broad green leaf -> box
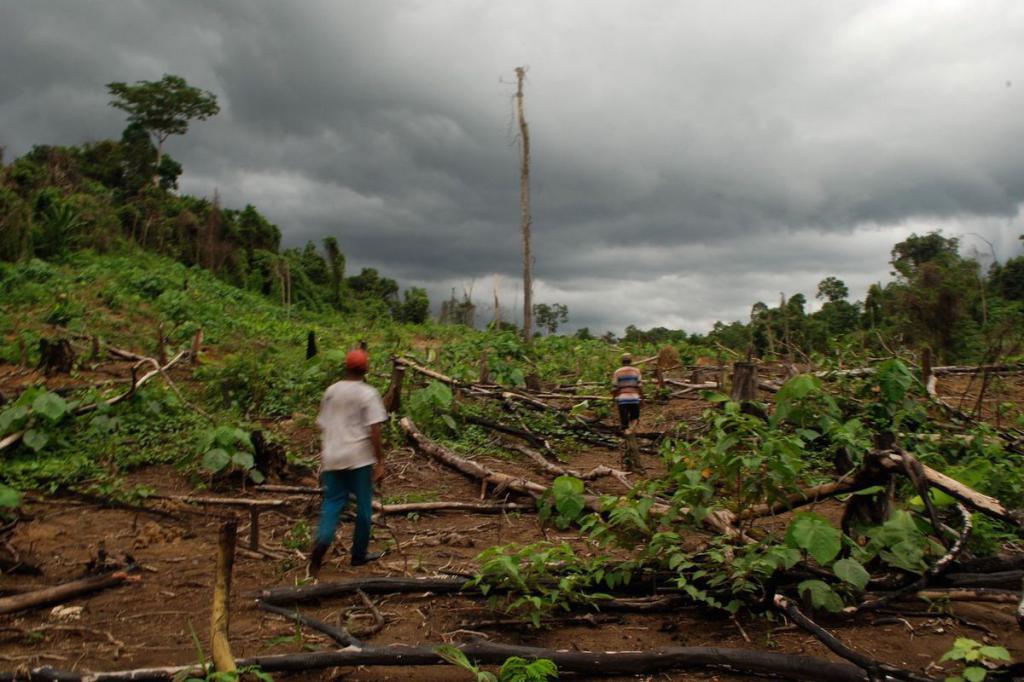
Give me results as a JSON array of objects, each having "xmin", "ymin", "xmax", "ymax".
[
  {"xmin": 23, "ymin": 429, "xmax": 49, "ymax": 452},
  {"xmin": 833, "ymin": 558, "xmax": 870, "ymax": 591},
  {"xmin": 32, "ymin": 392, "xmax": 68, "ymax": 421},
  {"xmin": 786, "ymin": 512, "xmax": 842, "ymax": 565},
  {"xmin": 977, "ymin": 646, "xmax": 1011, "ymax": 662},
  {"xmin": 232, "ymin": 451, "xmax": 255, "ymax": 470},
  {"xmin": 248, "ymin": 469, "xmax": 265, "ymax": 484},
  {"xmin": 441, "ymin": 414, "xmax": 457, "ymax": 432},
  {"xmin": 797, "ymin": 579, "xmax": 844, "ymax": 612},
  {"xmin": 0, "ymin": 483, "xmax": 20, "ymax": 508},
  {"xmin": 963, "ymin": 666, "xmax": 986, "ymax": 682},
  {"xmin": 202, "ymin": 448, "xmax": 231, "ymax": 472}
]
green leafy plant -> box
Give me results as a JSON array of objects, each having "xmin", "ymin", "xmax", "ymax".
[
  {"xmin": 940, "ymin": 637, "xmax": 1011, "ymax": 682},
  {"xmin": 539, "ymin": 475, "xmax": 586, "ymax": 529},
  {"xmin": 0, "ymin": 387, "xmax": 71, "ymax": 453},
  {"xmin": 435, "ymin": 647, "xmax": 558, "ymax": 682},
  {"xmin": 197, "ymin": 425, "xmax": 262, "ymax": 483},
  {"xmin": 468, "ymin": 542, "xmax": 611, "ymax": 627}
]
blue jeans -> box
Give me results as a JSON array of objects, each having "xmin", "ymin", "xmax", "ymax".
[{"xmin": 315, "ymin": 465, "xmax": 374, "ymax": 559}]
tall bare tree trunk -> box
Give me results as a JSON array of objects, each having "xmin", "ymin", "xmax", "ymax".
[
  {"xmin": 515, "ymin": 67, "xmax": 533, "ymax": 344},
  {"xmin": 493, "ymin": 274, "xmax": 501, "ymax": 329}
]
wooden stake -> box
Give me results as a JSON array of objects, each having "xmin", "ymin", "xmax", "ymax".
[{"xmin": 211, "ymin": 519, "xmax": 237, "ymax": 673}]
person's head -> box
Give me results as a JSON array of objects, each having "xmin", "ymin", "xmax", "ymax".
[
  {"xmin": 345, "ymin": 348, "xmax": 369, "ymax": 378},
  {"xmin": 621, "ymin": 353, "xmax": 632, "ymax": 366}
]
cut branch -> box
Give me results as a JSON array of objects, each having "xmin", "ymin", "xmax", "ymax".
[{"xmin": 0, "ymin": 570, "xmax": 135, "ymax": 616}]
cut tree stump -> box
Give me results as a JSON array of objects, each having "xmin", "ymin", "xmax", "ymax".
[{"xmin": 37, "ymin": 338, "xmax": 75, "ymax": 375}]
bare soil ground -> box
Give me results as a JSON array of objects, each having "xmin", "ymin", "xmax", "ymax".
[{"xmin": 2, "ymin": 366, "xmax": 1024, "ymax": 680}]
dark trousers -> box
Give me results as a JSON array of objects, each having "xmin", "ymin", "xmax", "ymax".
[
  {"xmin": 617, "ymin": 402, "xmax": 640, "ymax": 430},
  {"xmin": 314, "ymin": 465, "xmax": 374, "ymax": 559}
]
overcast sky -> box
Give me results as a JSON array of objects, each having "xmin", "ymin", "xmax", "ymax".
[{"xmin": 2, "ymin": 1, "xmax": 1023, "ymax": 334}]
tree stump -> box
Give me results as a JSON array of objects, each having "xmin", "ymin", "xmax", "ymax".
[
  {"xmin": 525, "ymin": 372, "xmax": 542, "ymax": 391},
  {"xmin": 383, "ymin": 359, "xmax": 406, "ymax": 413},
  {"xmin": 251, "ymin": 430, "xmax": 287, "ymax": 481},
  {"xmin": 37, "ymin": 338, "xmax": 75, "ymax": 375},
  {"xmin": 729, "ymin": 362, "xmax": 758, "ymax": 402}
]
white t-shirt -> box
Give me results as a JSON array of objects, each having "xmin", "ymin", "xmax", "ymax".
[{"xmin": 317, "ymin": 380, "xmax": 388, "ymax": 471}]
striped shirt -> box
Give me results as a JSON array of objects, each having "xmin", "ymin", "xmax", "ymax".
[{"xmin": 612, "ymin": 365, "xmax": 642, "ymax": 404}]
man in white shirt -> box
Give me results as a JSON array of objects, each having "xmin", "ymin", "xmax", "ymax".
[{"xmin": 308, "ymin": 348, "xmax": 388, "ymax": 577}]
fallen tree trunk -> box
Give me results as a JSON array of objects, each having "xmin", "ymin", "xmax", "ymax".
[
  {"xmin": 499, "ymin": 440, "xmax": 632, "ymax": 489},
  {"xmin": 399, "ymin": 416, "xmax": 583, "ymax": 505},
  {"xmin": 400, "ymin": 417, "xmax": 740, "ymax": 535},
  {"xmin": 259, "ymin": 575, "xmax": 469, "ymax": 605},
  {"xmin": 874, "ymin": 449, "xmax": 1024, "ymax": 530},
  {"xmin": 774, "ymin": 594, "xmax": 931, "ymax": 682},
  {"xmin": 4, "ymin": 640, "xmax": 868, "ymax": 682},
  {"xmin": 0, "ymin": 570, "xmax": 135, "ymax": 616},
  {"xmin": 253, "ymin": 485, "xmax": 536, "ymax": 515},
  {"xmin": 257, "ymin": 600, "xmax": 360, "ymax": 647}
]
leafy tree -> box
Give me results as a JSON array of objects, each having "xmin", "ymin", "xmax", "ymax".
[
  {"xmin": 106, "ymin": 74, "xmax": 219, "ymax": 176},
  {"xmin": 533, "ymin": 303, "xmax": 569, "ymax": 335},
  {"xmin": 890, "ymin": 231, "xmax": 960, "ymax": 278},
  {"xmin": 816, "ymin": 276, "xmax": 849, "ymax": 303},
  {"xmin": 574, "ymin": 327, "xmax": 593, "ymax": 340},
  {"xmin": 397, "ymin": 287, "xmax": 430, "ymax": 323},
  {"xmin": 887, "ymin": 232, "xmax": 979, "ymax": 361},
  {"xmin": 992, "ymin": 256, "xmax": 1024, "ymax": 301}
]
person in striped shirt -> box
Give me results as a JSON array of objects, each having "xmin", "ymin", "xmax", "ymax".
[{"xmin": 612, "ymin": 354, "xmax": 643, "ymax": 432}]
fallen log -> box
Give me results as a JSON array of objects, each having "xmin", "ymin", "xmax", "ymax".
[
  {"xmin": 400, "ymin": 417, "xmax": 573, "ymax": 504},
  {"xmin": 774, "ymin": 594, "xmax": 931, "ymax": 682},
  {"xmin": 252, "ymin": 485, "xmax": 536, "ymax": 515},
  {"xmin": 0, "ymin": 570, "xmax": 135, "ymax": 616},
  {"xmin": 400, "ymin": 417, "xmax": 740, "ymax": 536},
  {"xmin": 499, "ymin": 440, "xmax": 633, "ymax": 489},
  {"xmin": 155, "ymin": 495, "xmax": 289, "ymax": 509},
  {"xmin": 4, "ymin": 640, "xmax": 868, "ymax": 682},
  {"xmin": 257, "ymin": 600, "xmax": 360, "ymax": 647},
  {"xmin": 874, "ymin": 449, "xmax": 1024, "ymax": 530},
  {"xmin": 259, "ymin": 576, "xmax": 470, "ymax": 605}
]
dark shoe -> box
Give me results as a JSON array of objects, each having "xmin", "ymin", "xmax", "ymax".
[
  {"xmin": 351, "ymin": 551, "xmax": 384, "ymax": 567},
  {"xmin": 307, "ymin": 542, "xmax": 329, "ymax": 579}
]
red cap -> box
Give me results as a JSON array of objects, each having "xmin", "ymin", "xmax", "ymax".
[{"xmin": 346, "ymin": 349, "xmax": 369, "ymax": 371}]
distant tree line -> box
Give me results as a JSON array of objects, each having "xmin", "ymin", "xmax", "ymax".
[
  {"xmin": 613, "ymin": 232, "xmax": 1024, "ymax": 364},
  {"xmin": 0, "ymin": 74, "xmax": 430, "ymax": 323}
]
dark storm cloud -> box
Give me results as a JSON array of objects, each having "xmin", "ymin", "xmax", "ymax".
[{"xmin": 2, "ymin": 1, "xmax": 1023, "ymax": 333}]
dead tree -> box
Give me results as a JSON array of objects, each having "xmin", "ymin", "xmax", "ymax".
[{"xmin": 515, "ymin": 66, "xmax": 533, "ymax": 344}]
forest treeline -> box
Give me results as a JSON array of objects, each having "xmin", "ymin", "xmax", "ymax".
[
  {"xmin": 0, "ymin": 76, "xmax": 429, "ymax": 324},
  {"xmin": 1, "ymin": 76, "xmax": 1023, "ymax": 364}
]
